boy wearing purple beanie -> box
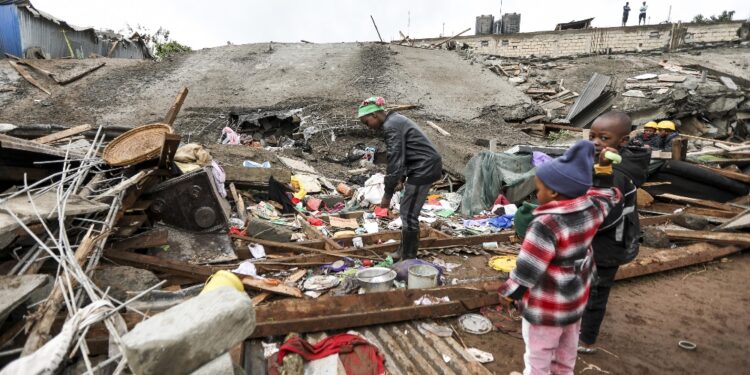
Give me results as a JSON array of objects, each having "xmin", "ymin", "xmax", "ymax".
[{"xmin": 498, "ymin": 140, "xmax": 622, "ymax": 375}]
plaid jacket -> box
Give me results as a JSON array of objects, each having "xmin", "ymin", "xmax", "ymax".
[{"xmin": 499, "ymin": 186, "xmax": 621, "ymax": 326}]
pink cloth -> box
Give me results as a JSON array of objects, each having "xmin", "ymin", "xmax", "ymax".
[{"xmin": 521, "ymin": 318, "xmax": 581, "ymax": 375}]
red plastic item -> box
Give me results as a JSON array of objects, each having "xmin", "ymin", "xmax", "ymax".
[
  {"xmin": 307, "ymin": 217, "xmax": 324, "ymax": 226},
  {"xmin": 228, "ymin": 226, "xmax": 247, "ymax": 236},
  {"xmin": 306, "ymin": 198, "xmax": 323, "ymax": 211},
  {"xmin": 374, "ymin": 207, "xmax": 389, "ymax": 218},
  {"xmin": 362, "ymin": 259, "xmax": 373, "ymax": 267}
]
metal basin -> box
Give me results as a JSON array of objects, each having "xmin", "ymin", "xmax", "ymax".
[{"xmin": 356, "ymin": 267, "xmax": 396, "ymax": 293}]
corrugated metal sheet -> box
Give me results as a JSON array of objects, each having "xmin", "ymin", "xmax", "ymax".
[
  {"xmin": 17, "ymin": 5, "xmax": 99, "ymax": 58},
  {"xmin": 0, "ymin": 4, "xmax": 22, "ymax": 56},
  {"xmin": 355, "ymin": 322, "xmax": 492, "ymax": 375},
  {"xmin": 566, "ymin": 72, "xmax": 611, "ymax": 122}
]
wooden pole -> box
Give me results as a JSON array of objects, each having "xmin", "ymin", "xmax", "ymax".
[
  {"xmin": 435, "ymin": 27, "xmax": 471, "ymax": 47},
  {"xmin": 671, "ymin": 137, "xmax": 687, "ymax": 161},
  {"xmin": 164, "ymin": 87, "xmax": 189, "ymax": 126},
  {"xmin": 370, "ymin": 15, "xmax": 384, "ymax": 43}
]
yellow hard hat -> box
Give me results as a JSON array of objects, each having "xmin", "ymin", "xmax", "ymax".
[
  {"xmin": 657, "ymin": 120, "xmax": 676, "ymax": 131},
  {"xmin": 644, "ymin": 121, "xmax": 658, "ymax": 129}
]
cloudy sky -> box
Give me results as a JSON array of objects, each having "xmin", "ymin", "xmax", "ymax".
[{"xmin": 32, "ymin": 0, "xmax": 750, "ymax": 49}]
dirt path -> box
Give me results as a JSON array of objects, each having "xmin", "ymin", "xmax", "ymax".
[{"xmin": 454, "ymin": 251, "xmax": 750, "ymax": 375}]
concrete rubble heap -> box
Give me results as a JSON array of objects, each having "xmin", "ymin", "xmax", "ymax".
[{"xmin": 0, "ymin": 14, "xmax": 749, "ymax": 375}]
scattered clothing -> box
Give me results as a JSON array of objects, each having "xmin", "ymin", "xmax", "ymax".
[
  {"xmin": 272, "ymin": 333, "xmax": 386, "ymax": 375},
  {"xmin": 531, "ymin": 151, "xmax": 553, "ymax": 167}
]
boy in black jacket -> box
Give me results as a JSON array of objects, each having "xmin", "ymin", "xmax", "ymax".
[{"xmin": 579, "ymin": 112, "xmax": 651, "ymax": 353}]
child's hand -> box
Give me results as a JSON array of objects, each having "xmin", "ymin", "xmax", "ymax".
[{"xmin": 598, "ymin": 147, "xmax": 620, "ymax": 166}]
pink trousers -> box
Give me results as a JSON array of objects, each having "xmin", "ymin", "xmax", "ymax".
[{"xmin": 521, "ymin": 318, "xmax": 581, "ymax": 375}]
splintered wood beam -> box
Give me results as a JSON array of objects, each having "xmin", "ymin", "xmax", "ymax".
[
  {"xmin": 615, "ymin": 243, "xmax": 741, "ymax": 280},
  {"xmin": 8, "ymin": 60, "xmax": 50, "ymax": 94},
  {"xmin": 105, "ymin": 249, "xmax": 220, "ymax": 281},
  {"xmin": 33, "ymin": 124, "xmax": 92, "ymax": 144},
  {"xmin": 663, "ymin": 229, "xmax": 750, "ymax": 246},
  {"xmin": 656, "ymin": 194, "xmax": 744, "ymax": 214},
  {"xmin": 56, "ymin": 62, "xmax": 105, "ymax": 85},
  {"xmin": 250, "ymin": 281, "xmax": 502, "ymax": 338},
  {"xmin": 164, "ymin": 87, "xmax": 189, "ymax": 126},
  {"xmin": 252, "ymin": 269, "xmax": 306, "ymax": 306},
  {"xmin": 109, "ymin": 228, "xmax": 169, "ymax": 251},
  {"xmin": 242, "ymin": 277, "xmax": 303, "ymax": 298}
]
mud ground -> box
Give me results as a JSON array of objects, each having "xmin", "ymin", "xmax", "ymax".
[{"xmin": 442, "ymin": 251, "xmax": 750, "ymax": 375}]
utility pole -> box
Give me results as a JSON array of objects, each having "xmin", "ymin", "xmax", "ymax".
[
  {"xmin": 408, "ymin": 11, "xmax": 411, "ymax": 36},
  {"xmin": 667, "ymin": 5, "xmax": 672, "ymax": 23},
  {"xmin": 442, "ymin": 22, "xmax": 445, "ymax": 37}
]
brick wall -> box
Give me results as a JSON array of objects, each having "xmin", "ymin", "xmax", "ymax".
[{"xmin": 412, "ymin": 21, "xmax": 745, "ymax": 58}]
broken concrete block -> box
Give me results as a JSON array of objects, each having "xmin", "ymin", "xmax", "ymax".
[
  {"xmin": 247, "ymin": 217, "xmax": 293, "ymax": 242},
  {"xmin": 190, "ymin": 353, "xmax": 235, "ymax": 375},
  {"xmin": 93, "ymin": 266, "xmax": 160, "ymax": 301},
  {"xmin": 122, "ymin": 287, "xmax": 255, "ymax": 375},
  {"xmin": 642, "ymin": 227, "xmax": 671, "ymax": 249},
  {"xmin": 672, "ymin": 213, "xmax": 710, "ymax": 231}
]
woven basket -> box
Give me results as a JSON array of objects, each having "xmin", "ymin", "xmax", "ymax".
[{"xmin": 102, "ymin": 123, "xmax": 173, "ymax": 166}]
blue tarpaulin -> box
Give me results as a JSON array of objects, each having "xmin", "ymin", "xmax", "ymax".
[{"xmin": 0, "ymin": 4, "xmax": 22, "ymax": 57}]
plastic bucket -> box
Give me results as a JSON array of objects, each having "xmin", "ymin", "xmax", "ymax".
[
  {"xmin": 408, "ymin": 265, "xmax": 439, "ymax": 289},
  {"xmin": 201, "ymin": 270, "xmax": 244, "ymax": 295}
]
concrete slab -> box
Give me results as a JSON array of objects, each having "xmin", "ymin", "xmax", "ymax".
[
  {"xmin": 0, "ymin": 274, "xmax": 49, "ymax": 324},
  {"xmin": 121, "ymin": 287, "xmax": 255, "ymax": 375}
]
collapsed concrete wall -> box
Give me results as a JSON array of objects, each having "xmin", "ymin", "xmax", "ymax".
[{"xmin": 413, "ymin": 21, "xmax": 747, "ymax": 58}]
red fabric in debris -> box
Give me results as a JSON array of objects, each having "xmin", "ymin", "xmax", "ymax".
[
  {"xmin": 307, "ymin": 217, "xmax": 324, "ymax": 226},
  {"xmin": 494, "ymin": 194, "xmax": 511, "ymax": 205},
  {"xmin": 306, "ymin": 198, "xmax": 323, "ymax": 211},
  {"xmin": 374, "ymin": 207, "xmax": 389, "ymax": 218},
  {"xmin": 274, "ymin": 333, "xmax": 385, "ymax": 375},
  {"xmin": 228, "ymin": 226, "xmax": 246, "ymax": 236}
]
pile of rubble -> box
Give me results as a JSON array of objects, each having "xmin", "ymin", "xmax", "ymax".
[{"xmin": 2, "ymin": 50, "xmax": 750, "ymax": 373}]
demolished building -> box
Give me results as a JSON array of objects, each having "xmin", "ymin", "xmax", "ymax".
[{"xmin": 0, "ymin": 0, "xmax": 151, "ymax": 59}]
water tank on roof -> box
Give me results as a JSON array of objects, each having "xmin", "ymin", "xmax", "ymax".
[
  {"xmin": 501, "ymin": 13, "xmax": 521, "ymax": 34},
  {"xmin": 475, "ymin": 14, "xmax": 494, "ymax": 35}
]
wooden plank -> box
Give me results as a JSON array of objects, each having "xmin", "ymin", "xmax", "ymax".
[
  {"xmin": 0, "ymin": 133, "xmax": 85, "ymax": 159},
  {"xmin": 252, "ymin": 269, "xmax": 306, "ymax": 306},
  {"xmin": 55, "ymin": 62, "xmax": 105, "ymax": 85},
  {"xmin": 425, "ymin": 121, "xmax": 451, "ymax": 136},
  {"xmin": 158, "ymin": 133, "xmax": 181, "ymax": 169},
  {"xmin": 107, "ymin": 40, "xmax": 120, "ymax": 57},
  {"xmin": 615, "ymin": 243, "xmax": 740, "ymax": 280},
  {"xmin": 656, "ymin": 193, "xmax": 744, "ymax": 214},
  {"xmin": 32, "ymin": 124, "xmax": 92, "ymax": 144},
  {"xmin": 713, "ymin": 209, "xmax": 750, "ymax": 232},
  {"xmin": 109, "ymin": 228, "xmax": 169, "ymax": 251},
  {"xmin": 671, "ymin": 138, "xmax": 687, "ymax": 161},
  {"xmin": 223, "ymin": 165, "xmax": 291, "ymax": 185},
  {"xmin": 639, "ymin": 214, "xmax": 676, "ymax": 227},
  {"xmin": 663, "ymin": 229, "xmax": 750, "ymax": 246},
  {"xmin": 164, "ymin": 87, "xmax": 189, "ymax": 126},
  {"xmin": 250, "ymin": 282, "xmax": 502, "ymax": 338},
  {"xmin": 8, "ymin": 60, "xmax": 50, "ymax": 94},
  {"xmin": 643, "ymin": 203, "xmax": 736, "ymax": 219},
  {"xmin": 297, "ymin": 213, "xmax": 344, "ymax": 250},
  {"xmin": 230, "ymin": 234, "xmax": 356, "ymax": 258},
  {"xmin": 105, "ymin": 249, "xmax": 221, "ymax": 281},
  {"xmin": 242, "ymin": 277, "xmax": 302, "ymax": 298},
  {"xmin": 434, "ymin": 27, "xmax": 471, "ymax": 47}
]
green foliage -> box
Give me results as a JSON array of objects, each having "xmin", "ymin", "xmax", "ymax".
[
  {"xmin": 155, "ymin": 41, "xmax": 192, "ymax": 59},
  {"xmin": 123, "ymin": 24, "xmax": 191, "ymax": 60},
  {"xmin": 547, "ymin": 130, "xmax": 575, "ymax": 143},
  {"xmin": 692, "ymin": 10, "xmax": 735, "ymax": 24}
]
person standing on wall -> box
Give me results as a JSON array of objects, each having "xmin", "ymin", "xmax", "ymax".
[
  {"xmin": 639, "ymin": 2, "xmax": 648, "ymax": 25},
  {"xmin": 358, "ymin": 96, "xmax": 443, "ymax": 260},
  {"xmin": 622, "ymin": 2, "xmax": 631, "ymax": 26}
]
